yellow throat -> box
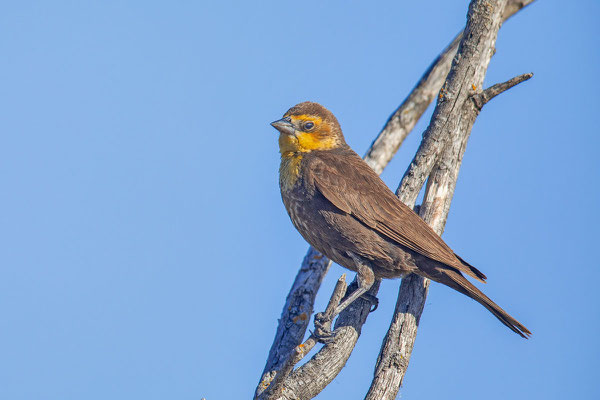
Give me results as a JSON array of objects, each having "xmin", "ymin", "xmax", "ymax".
[
  {"xmin": 277, "ymin": 115, "xmax": 340, "ymax": 191},
  {"xmin": 279, "ymin": 153, "xmax": 303, "ymax": 192}
]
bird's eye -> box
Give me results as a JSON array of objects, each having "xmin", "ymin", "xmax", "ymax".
[{"xmin": 304, "ymin": 122, "xmax": 315, "ymax": 130}]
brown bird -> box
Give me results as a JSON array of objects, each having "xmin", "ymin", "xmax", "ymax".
[{"xmin": 271, "ymin": 101, "xmax": 530, "ymax": 338}]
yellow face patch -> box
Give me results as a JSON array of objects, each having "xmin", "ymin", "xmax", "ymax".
[
  {"xmin": 295, "ymin": 132, "xmax": 337, "ymax": 151},
  {"xmin": 277, "ymin": 114, "xmax": 338, "ymax": 154}
]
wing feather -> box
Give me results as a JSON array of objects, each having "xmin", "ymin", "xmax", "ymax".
[{"xmin": 308, "ymin": 149, "xmax": 487, "ymax": 283}]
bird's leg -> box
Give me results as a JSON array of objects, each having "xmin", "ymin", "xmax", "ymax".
[
  {"xmin": 344, "ymin": 280, "xmax": 379, "ymax": 312},
  {"xmin": 332, "ymin": 253, "xmax": 375, "ymax": 316},
  {"xmin": 313, "ymin": 253, "xmax": 375, "ymax": 343}
]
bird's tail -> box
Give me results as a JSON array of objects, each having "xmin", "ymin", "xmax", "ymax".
[{"xmin": 420, "ymin": 262, "xmax": 531, "ymax": 338}]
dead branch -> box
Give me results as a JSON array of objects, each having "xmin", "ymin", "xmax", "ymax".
[
  {"xmin": 277, "ymin": 282, "xmax": 381, "ymax": 400},
  {"xmin": 363, "ymin": 0, "xmax": 534, "ymax": 174},
  {"xmin": 262, "ymin": 275, "xmax": 348, "ymax": 399},
  {"xmin": 365, "ymin": 2, "xmax": 534, "ymax": 399},
  {"xmin": 473, "ymin": 72, "xmax": 533, "ymax": 110},
  {"xmin": 255, "ymin": 1, "xmax": 534, "ymax": 399}
]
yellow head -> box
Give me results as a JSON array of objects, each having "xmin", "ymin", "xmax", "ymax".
[{"xmin": 271, "ymin": 102, "xmax": 346, "ymax": 156}]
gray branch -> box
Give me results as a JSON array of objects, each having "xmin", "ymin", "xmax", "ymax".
[
  {"xmin": 255, "ymin": 1, "xmax": 534, "ymax": 399},
  {"xmin": 398, "ymin": 0, "xmax": 510, "ymax": 205},
  {"xmin": 278, "ymin": 281, "xmax": 381, "ymax": 400},
  {"xmin": 263, "ymin": 275, "xmax": 349, "ymax": 399},
  {"xmin": 363, "ymin": 0, "xmax": 533, "ymax": 175},
  {"xmin": 365, "ymin": 1, "xmax": 534, "ymax": 399},
  {"xmin": 255, "ymin": 248, "xmax": 332, "ymax": 399},
  {"xmin": 363, "ymin": 33, "xmax": 461, "ymax": 174},
  {"xmin": 473, "ymin": 72, "xmax": 533, "ymax": 110}
]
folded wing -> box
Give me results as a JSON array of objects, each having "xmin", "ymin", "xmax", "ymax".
[{"xmin": 307, "ymin": 150, "xmax": 487, "ymax": 283}]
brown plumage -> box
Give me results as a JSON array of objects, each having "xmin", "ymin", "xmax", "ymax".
[{"xmin": 271, "ymin": 101, "xmax": 530, "ymax": 338}]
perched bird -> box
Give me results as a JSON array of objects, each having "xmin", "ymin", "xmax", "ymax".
[{"xmin": 271, "ymin": 101, "xmax": 530, "ymax": 338}]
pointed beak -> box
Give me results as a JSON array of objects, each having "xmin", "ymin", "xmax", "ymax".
[{"xmin": 270, "ymin": 117, "xmax": 295, "ymax": 135}]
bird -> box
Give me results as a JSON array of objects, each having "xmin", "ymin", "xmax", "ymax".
[{"xmin": 271, "ymin": 101, "xmax": 530, "ymax": 338}]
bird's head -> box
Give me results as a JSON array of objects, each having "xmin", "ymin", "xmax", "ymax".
[{"xmin": 271, "ymin": 102, "xmax": 346, "ymax": 155}]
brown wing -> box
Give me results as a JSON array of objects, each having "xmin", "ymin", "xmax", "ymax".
[{"xmin": 306, "ymin": 148, "xmax": 486, "ymax": 283}]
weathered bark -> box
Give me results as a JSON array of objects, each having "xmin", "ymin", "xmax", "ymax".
[
  {"xmin": 363, "ymin": 33, "xmax": 461, "ymax": 175},
  {"xmin": 264, "ymin": 275, "xmax": 350, "ymax": 399},
  {"xmin": 365, "ymin": 2, "xmax": 533, "ymax": 399},
  {"xmin": 256, "ymin": 248, "xmax": 332, "ymax": 398},
  {"xmin": 398, "ymin": 0, "xmax": 508, "ymax": 204},
  {"xmin": 364, "ymin": 0, "xmax": 533, "ymax": 175},
  {"xmin": 255, "ymin": 1, "xmax": 534, "ymax": 399},
  {"xmin": 277, "ymin": 281, "xmax": 381, "ymax": 400}
]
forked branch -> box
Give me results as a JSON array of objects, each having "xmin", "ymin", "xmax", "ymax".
[
  {"xmin": 366, "ymin": 2, "xmax": 534, "ymax": 399},
  {"xmin": 261, "ymin": 275, "xmax": 348, "ymax": 399},
  {"xmin": 255, "ymin": 1, "xmax": 534, "ymax": 399}
]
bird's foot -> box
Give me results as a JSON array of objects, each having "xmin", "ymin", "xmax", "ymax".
[{"xmin": 312, "ymin": 312, "xmax": 335, "ymax": 344}]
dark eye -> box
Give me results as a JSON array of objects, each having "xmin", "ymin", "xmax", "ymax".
[{"xmin": 304, "ymin": 121, "xmax": 315, "ymax": 130}]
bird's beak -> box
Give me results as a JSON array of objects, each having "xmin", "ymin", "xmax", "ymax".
[{"xmin": 270, "ymin": 117, "xmax": 295, "ymax": 135}]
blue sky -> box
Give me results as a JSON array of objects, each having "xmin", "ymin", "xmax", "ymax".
[{"xmin": 1, "ymin": 1, "xmax": 598, "ymax": 399}]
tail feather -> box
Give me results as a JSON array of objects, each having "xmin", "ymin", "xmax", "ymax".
[{"xmin": 421, "ymin": 262, "xmax": 531, "ymax": 338}]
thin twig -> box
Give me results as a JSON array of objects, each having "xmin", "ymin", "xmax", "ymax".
[{"xmin": 473, "ymin": 72, "xmax": 533, "ymax": 110}]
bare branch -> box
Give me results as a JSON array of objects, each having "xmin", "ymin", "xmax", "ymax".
[
  {"xmin": 364, "ymin": 33, "xmax": 462, "ymax": 174},
  {"xmin": 397, "ymin": 0, "xmax": 509, "ymax": 206},
  {"xmin": 255, "ymin": 248, "xmax": 331, "ymax": 398},
  {"xmin": 363, "ymin": 0, "xmax": 534, "ymax": 175},
  {"xmin": 473, "ymin": 72, "xmax": 533, "ymax": 110},
  {"xmin": 255, "ymin": 1, "xmax": 535, "ymax": 399},
  {"xmin": 366, "ymin": 1, "xmax": 536, "ymax": 398},
  {"xmin": 279, "ymin": 281, "xmax": 381, "ymax": 400},
  {"xmin": 262, "ymin": 275, "xmax": 348, "ymax": 399}
]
